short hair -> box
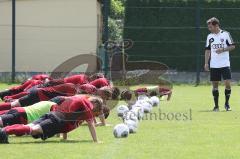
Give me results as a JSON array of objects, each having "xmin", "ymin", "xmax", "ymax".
[
  {"xmin": 102, "ymin": 106, "xmax": 110, "ymax": 119},
  {"xmin": 89, "ymin": 73, "xmax": 104, "ymax": 81},
  {"xmin": 89, "ymin": 97, "xmax": 103, "ymax": 112},
  {"xmin": 99, "ymin": 87, "xmax": 112, "ymax": 99},
  {"xmin": 207, "ymin": 17, "xmax": 220, "ymax": 26},
  {"xmin": 112, "ymin": 87, "xmax": 120, "ymax": 100},
  {"xmin": 120, "ymin": 90, "xmax": 133, "ymax": 101},
  {"xmin": 149, "ymin": 91, "xmax": 157, "ymax": 97}
]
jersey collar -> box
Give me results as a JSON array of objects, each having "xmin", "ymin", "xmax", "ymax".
[{"xmin": 214, "ymin": 29, "xmax": 222, "ymax": 35}]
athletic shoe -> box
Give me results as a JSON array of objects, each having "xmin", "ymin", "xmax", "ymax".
[
  {"xmin": 213, "ymin": 106, "xmax": 219, "ymax": 112},
  {"xmin": 225, "ymin": 104, "xmax": 232, "ymax": 111},
  {"xmin": 0, "ymin": 129, "xmax": 9, "ymax": 144},
  {"xmin": 0, "ymin": 94, "xmax": 3, "ymax": 101}
]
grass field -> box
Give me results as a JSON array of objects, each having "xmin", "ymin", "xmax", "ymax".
[{"xmin": 0, "ymin": 84, "xmax": 240, "ymax": 159}]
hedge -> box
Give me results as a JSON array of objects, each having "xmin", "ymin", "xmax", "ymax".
[{"xmin": 124, "ymin": 0, "xmax": 240, "ymax": 71}]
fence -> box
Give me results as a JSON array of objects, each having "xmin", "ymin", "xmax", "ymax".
[{"xmin": 123, "ymin": 0, "xmax": 240, "ymax": 83}]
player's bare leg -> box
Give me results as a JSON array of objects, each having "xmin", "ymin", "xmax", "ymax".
[
  {"xmin": 224, "ymin": 80, "xmax": 231, "ymax": 111},
  {"xmin": 212, "ymin": 81, "xmax": 219, "ymax": 111}
]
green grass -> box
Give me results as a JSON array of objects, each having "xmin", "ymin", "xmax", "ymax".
[{"xmin": 1, "ymin": 84, "xmax": 240, "ymax": 159}]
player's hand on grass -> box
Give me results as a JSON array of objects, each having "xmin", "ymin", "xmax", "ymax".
[
  {"xmin": 104, "ymin": 123, "xmax": 112, "ymax": 127},
  {"xmin": 95, "ymin": 122, "xmax": 103, "ymax": 127},
  {"xmin": 95, "ymin": 140, "xmax": 103, "ymax": 144},
  {"xmin": 95, "ymin": 122, "xmax": 112, "ymax": 127},
  {"xmin": 204, "ymin": 64, "xmax": 209, "ymax": 71}
]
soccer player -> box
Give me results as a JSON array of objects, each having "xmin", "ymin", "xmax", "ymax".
[
  {"xmin": 120, "ymin": 89, "xmax": 133, "ymax": 101},
  {"xmin": 2, "ymin": 74, "xmax": 107, "ymax": 102},
  {"xmin": 134, "ymin": 86, "xmax": 172, "ymax": 100},
  {"xmin": 41, "ymin": 73, "xmax": 104, "ymax": 88},
  {"xmin": 204, "ymin": 17, "xmax": 235, "ymax": 111},
  {"xmin": 32, "ymin": 74, "xmax": 89, "ymax": 89},
  {"xmin": 0, "ymin": 80, "xmax": 44, "ymax": 100},
  {"xmin": 0, "ymin": 73, "xmax": 106, "ymax": 101},
  {"xmin": 0, "ymin": 97, "xmax": 110, "ymax": 128},
  {"xmin": 87, "ymin": 77, "xmax": 121, "ymax": 100},
  {"xmin": 89, "ymin": 78, "xmax": 110, "ymax": 88},
  {"xmin": 49, "ymin": 95, "xmax": 110, "ymax": 127},
  {"xmin": 0, "ymin": 83, "xmax": 78, "ymax": 111},
  {"xmin": 3, "ymin": 75, "xmax": 88, "ymax": 102},
  {"xmin": 120, "ymin": 86, "xmax": 172, "ymax": 101},
  {"xmin": 0, "ymin": 101, "xmax": 56, "ymax": 127},
  {"xmin": 79, "ymin": 84, "xmax": 120, "ymax": 100},
  {"xmin": 0, "ymin": 74, "xmax": 89, "ymax": 101},
  {"xmin": 30, "ymin": 74, "xmax": 52, "ymax": 81},
  {"xmin": 0, "ymin": 96, "xmax": 104, "ymax": 144}
]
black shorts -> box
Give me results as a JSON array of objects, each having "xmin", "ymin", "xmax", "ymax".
[
  {"xmin": 19, "ymin": 89, "xmax": 40, "ymax": 107},
  {"xmin": 1, "ymin": 107, "xmax": 27, "ymax": 127},
  {"xmin": 31, "ymin": 112, "xmax": 65, "ymax": 140},
  {"xmin": 210, "ymin": 67, "xmax": 232, "ymax": 81}
]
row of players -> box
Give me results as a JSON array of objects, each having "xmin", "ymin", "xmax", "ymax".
[{"xmin": 0, "ymin": 74, "xmax": 172, "ymax": 144}]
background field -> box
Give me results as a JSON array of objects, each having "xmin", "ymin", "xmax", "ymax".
[{"xmin": 0, "ymin": 84, "xmax": 240, "ymax": 159}]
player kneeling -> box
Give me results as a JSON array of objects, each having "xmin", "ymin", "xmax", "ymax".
[{"xmin": 0, "ymin": 96, "xmax": 105, "ymax": 144}]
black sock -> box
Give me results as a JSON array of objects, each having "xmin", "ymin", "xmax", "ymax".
[
  {"xmin": 0, "ymin": 90, "xmax": 12, "ymax": 100},
  {"xmin": 212, "ymin": 89, "xmax": 219, "ymax": 107},
  {"xmin": 225, "ymin": 89, "xmax": 231, "ymax": 106}
]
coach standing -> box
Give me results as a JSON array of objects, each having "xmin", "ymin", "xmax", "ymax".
[{"xmin": 204, "ymin": 17, "xmax": 235, "ymax": 112}]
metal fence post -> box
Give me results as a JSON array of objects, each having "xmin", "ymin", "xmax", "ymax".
[
  {"xmin": 12, "ymin": 0, "xmax": 16, "ymax": 83},
  {"xmin": 103, "ymin": 0, "xmax": 110, "ymax": 76},
  {"xmin": 195, "ymin": 0, "xmax": 201, "ymax": 86}
]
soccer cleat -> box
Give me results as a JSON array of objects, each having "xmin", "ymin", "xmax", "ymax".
[
  {"xmin": 225, "ymin": 104, "xmax": 232, "ymax": 111},
  {"xmin": 0, "ymin": 129, "xmax": 9, "ymax": 144},
  {"xmin": 0, "ymin": 93, "xmax": 3, "ymax": 101},
  {"xmin": 213, "ymin": 106, "xmax": 219, "ymax": 112}
]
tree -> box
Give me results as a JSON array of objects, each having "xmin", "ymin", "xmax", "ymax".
[
  {"xmin": 110, "ymin": 0, "xmax": 125, "ymax": 19},
  {"xmin": 109, "ymin": 0, "xmax": 125, "ymax": 40}
]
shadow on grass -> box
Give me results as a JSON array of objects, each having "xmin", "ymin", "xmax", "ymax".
[
  {"xmin": 198, "ymin": 110, "xmax": 228, "ymax": 113},
  {"xmin": 198, "ymin": 110, "xmax": 213, "ymax": 112},
  {"xmin": 10, "ymin": 139, "xmax": 93, "ymax": 145}
]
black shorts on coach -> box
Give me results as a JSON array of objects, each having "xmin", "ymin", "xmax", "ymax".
[{"xmin": 210, "ymin": 67, "xmax": 232, "ymax": 81}]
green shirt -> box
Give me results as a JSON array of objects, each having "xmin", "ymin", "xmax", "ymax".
[{"xmin": 24, "ymin": 101, "xmax": 56, "ymax": 123}]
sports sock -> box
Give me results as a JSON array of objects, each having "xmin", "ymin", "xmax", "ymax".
[
  {"xmin": 0, "ymin": 90, "xmax": 12, "ymax": 100},
  {"xmin": 225, "ymin": 89, "xmax": 231, "ymax": 106},
  {"xmin": 0, "ymin": 103, "xmax": 11, "ymax": 111},
  {"xmin": 0, "ymin": 110, "xmax": 9, "ymax": 115},
  {"xmin": 4, "ymin": 124, "xmax": 31, "ymax": 136},
  {"xmin": 4, "ymin": 92, "xmax": 29, "ymax": 100},
  {"xmin": 212, "ymin": 89, "xmax": 219, "ymax": 107}
]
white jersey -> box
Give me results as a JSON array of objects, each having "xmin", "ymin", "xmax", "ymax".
[{"xmin": 205, "ymin": 30, "xmax": 234, "ymax": 68}]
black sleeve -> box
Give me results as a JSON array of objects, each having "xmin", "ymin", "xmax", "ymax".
[
  {"xmin": 226, "ymin": 40, "xmax": 236, "ymax": 46},
  {"xmin": 49, "ymin": 96, "xmax": 66, "ymax": 105}
]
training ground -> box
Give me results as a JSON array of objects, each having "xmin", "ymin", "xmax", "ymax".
[{"xmin": 0, "ymin": 83, "xmax": 240, "ymax": 159}]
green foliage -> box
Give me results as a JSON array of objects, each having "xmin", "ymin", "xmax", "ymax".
[
  {"xmin": 109, "ymin": 0, "xmax": 125, "ymax": 40},
  {"xmin": 109, "ymin": 18, "xmax": 123, "ymax": 40},
  {"xmin": 110, "ymin": 0, "xmax": 125, "ymax": 19},
  {"xmin": 124, "ymin": 0, "xmax": 240, "ymax": 71}
]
